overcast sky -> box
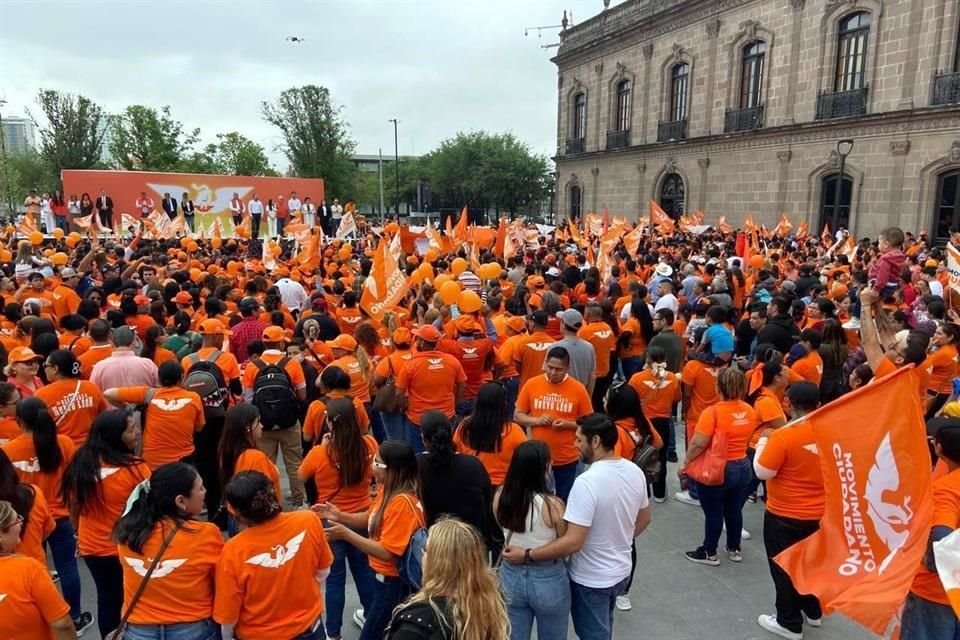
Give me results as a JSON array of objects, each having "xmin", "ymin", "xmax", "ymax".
[{"xmin": 0, "ymin": 0, "xmax": 608, "ymax": 169}]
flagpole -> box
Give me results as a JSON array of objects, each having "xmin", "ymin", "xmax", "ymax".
[{"xmin": 378, "ymin": 148, "xmax": 385, "ymax": 225}]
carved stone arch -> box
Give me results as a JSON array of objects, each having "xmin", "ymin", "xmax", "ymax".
[
  {"xmin": 816, "ymin": 0, "xmax": 884, "ymax": 109},
  {"xmin": 659, "ymin": 45, "xmax": 695, "ymax": 122},
  {"xmin": 564, "ymin": 173, "xmax": 585, "ymax": 222},
  {"xmin": 724, "ymin": 21, "xmax": 776, "ymax": 111},
  {"xmin": 650, "ymin": 159, "xmax": 692, "ymax": 217},
  {"xmin": 917, "ymin": 140, "xmax": 960, "ymax": 238},
  {"xmin": 806, "ymin": 156, "xmax": 865, "ymax": 234},
  {"xmin": 565, "ymin": 78, "xmax": 589, "ymax": 140},
  {"xmin": 607, "ymin": 63, "xmax": 637, "ymax": 132}
]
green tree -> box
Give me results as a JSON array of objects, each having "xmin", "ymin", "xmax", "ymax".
[
  {"xmin": 261, "ymin": 85, "xmax": 356, "ymax": 196},
  {"xmin": 34, "ymin": 89, "xmax": 106, "ymax": 185},
  {"xmin": 110, "ymin": 105, "xmax": 199, "ymax": 171},
  {"xmin": 209, "ymin": 132, "xmax": 276, "ymax": 176},
  {"xmin": 0, "ymin": 149, "xmax": 57, "ymax": 209}
]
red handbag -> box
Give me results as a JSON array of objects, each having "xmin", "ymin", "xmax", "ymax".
[{"xmin": 685, "ymin": 408, "xmax": 728, "ymax": 486}]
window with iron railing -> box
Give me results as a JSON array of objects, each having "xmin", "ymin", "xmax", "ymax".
[
  {"xmin": 740, "ymin": 41, "xmax": 766, "ymax": 109},
  {"xmin": 615, "ymin": 80, "xmax": 631, "ymax": 132},
  {"xmin": 572, "ymin": 93, "xmax": 586, "ymax": 141},
  {"xmin": 670, "ymin": 64, "xmax": 689, "ymax": 123},
  {"xmin": 835, "ymin": 12, "xmax": 870, "ymax": 92}
]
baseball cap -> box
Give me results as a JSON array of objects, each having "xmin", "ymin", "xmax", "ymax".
[
  {"xmin": 261, "ymin": 326, "xmax": 287, "ymax": 342},
  {"xmin": 59, "ymin": 267, "xmax": 78, "ymax": 279},
  {"xmin": 454, "ymin": 315, "xmax": 478, "ymax": 334},
  {"xmin": 546, "ymin": 267, "xmax": 561, "ymax": 277},
  {"xmin": 506, "ymin": 316, "xmax": 527, "ymax": 333},
  {"xmin": 557, "ymin": 308, "xmax": 584, "ymax": 330},
  {"xmin": 529, "ymin": 276, "xmax": 545, "ymax": 288},
  {"xmin": 134, "ymin": 294, "xmax": 151, "ymax": 306},
  {"xmin": 311, "ymin": 298, "xmax": 328, "ymax": 312},
  {"xmin": 326, "ymin": 334, "xmax": 358, "ymax": 351},
  {"xmin": 9, "ymin": 347, "xmax": 42, "ymax": 364},
  {"xmin": 239, "ymin": 297, "xmax": 261, "ymax": 313},
  {"xmin": 199, "ymin": 319, "xmax": 231, "ymax": 336},
  {"xmin": 174, "ymin": 291, "xmax": 193, "ymax": 304},
  {"xmin": 411, "ymin": 325, "xmax": 441, "ymax": 342},
  {"xmin": 529, "ymin": 309, "xmax": 549, "ymax": 326},
  {"xmin": 392, "ymin": 327, "xmax": 413, "ymax": 346}
]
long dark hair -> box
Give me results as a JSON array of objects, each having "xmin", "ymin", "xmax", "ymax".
[
  {"xmin": 629, "ymin": 290, "xmax": 654, "ymax": 342},
  {"xmin": 497, "ymin": 440, "xmax": 551, "ymax": 533},
  {"xmin": 218, "ymin": 404, "xmax": 260, "ymax": 489},
  {"xmin": 458, "ymin": 382, "xmax": 508, "ymax": 453},
  {"xmin": 605, "ymin": 383, "xmax": 653, "ymax": 442},
  {"xmin": 369, "ymin": 441, "xmax": 418, "ymax": 537},
  {"xmin": 0, "ymin": 449, "xmax": 36, "ymax": 531},
  {"xmin": 46, "ymin": 349, "xmax": 81, "ymax": 380},
  {"xmin": 16, "ymin": 397, "xmax": 62, "ymax": 473},
  {"xmin": 747, "ymin": 360, "xmax": 784, "ymax": 405},
  {"xmin": 420, "ymin": 411, "xmax": 454, "ymax": 468},
  {"xmin": 326, "ymin": 398, "xmax": 367, "ymax": 486},
  {"xmin": 141, "ymin": 324, "xmax": 164, "ymax": 362},
  {"xmin": 62, "ymin": 410, "xmax": 140, "ymax": 512},
  {"xmin": 115, "ymin": 463, "xmax": 198, "ymax": 554}
]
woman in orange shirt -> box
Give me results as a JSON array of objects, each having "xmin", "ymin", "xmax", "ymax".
[
  {"xmin": 321, "ymin": 440, "xmax": 424, "ymax": 640},
  {"xmin": 142, "ymin": 324, "xmax": 177, "ymax": 367},
  {"xmin": 34, "ymin": 349, "xmax": 107, "ymax": 448},
  {"xmin": 746, "ymin": 360, "xmax": 789, "ymax": 503},
  {"xmin": 6, "ymin": 345, "xmax": 44, "ymax": 397},
  {"xmin": 0, "ymin": 449, "xmax": 54, "ymax": 566},
  {"xmin": 681, "ymin": 368, "xmax": 757, "ymax": 566},
  {"xmin": 61, "ymin": 409, "xmax": 150, "ymax": 638},
  {"xmin": 0, "ymin": 500, "xmax": 75, "ymax": 640},
  {"xmin": 627, "ymin": 345, "xmax": 680, "ymax": 501},
  {"xmin": 371, "ymin": 327, "xmax": 414, "ymax": 442},
  {"xmin": 217, "ymin": 404, "xmax": 281, "ymax": 536},
  {"xmin": 618, "ymin": 292, "xmax": 654, "ymax": 380},
  {"xmin": 0, "ymin": 381, "xmax": 21, "ymax": 446},
  {"xmin": 454, "ymin": 382, "xmax": 527, "ymax": 486},
  {"xmin": 298, "ymin": 398, "xmax": 377, "ymax": 640},
  {"xmin": 115, "ymin": 462, "xmax": 223, "ymax": 640},
  {"xmin": 926, "ymin": 323, "xmax": 960, "ymax": 418}
]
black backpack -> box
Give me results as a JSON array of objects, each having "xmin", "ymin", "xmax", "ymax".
[
  {"xmin": 184, "ymin": 350, "xmax": 229, "ymax": 418},
  {"xmin": 252, "ymin": 357, "xmax": 299, "ymax": 430}
]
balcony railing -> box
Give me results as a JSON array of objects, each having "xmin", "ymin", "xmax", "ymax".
[
  {"xmin": 932, "ymin": 71, "xmax": 960, "ymax": 106},
  {"xmin": 606, "ymin": 129, "xmax": 630, "ymax": 149},
  {"xmin": 565, "ymin": 137, "xmax": 585, "ymax": 155},
  {"xmin": 724, "ymin": 105, "xmax": 764, "ymax": 133},
  {"xmin": 657, "ymin": 119, "xmax": 687, "ymax": 142},
  {"xmin": 815, "ymin": 86, "xmax": 868, "ymax": 120}
]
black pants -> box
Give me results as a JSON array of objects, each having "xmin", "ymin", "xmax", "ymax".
[
  {"xmin": 650, "ymin": 417, "xmax": 671, "ymax": 500},
  {"xmin": 763, "ymin": 511, "xmax": 822, "ymax": 633},
  {"xmin": 98, "ymin": 210, "xmax": 112, "ymax": 229},
  {"xmin": 194, "ymin": 415, "xmax": 225, "ymax": 522},
  {"xmin": 591, "ymin": 370, "xmax": 614, "ymax": 412},
  {"xmin": 252, "ymin": 214, "xmax": 262, "ymax": 238},
  {"xmin": 927, "ymin": 392, "xmax": 951, "ymax": 420},
  {"xmin": 84, "ymin": 555, "xmax": 123, "ymax": 637}
]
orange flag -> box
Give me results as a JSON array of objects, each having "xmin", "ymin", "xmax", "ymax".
[
  {"xmin": 717, "ymin": 216, "xmax": 733, "ymax": 234},
  {"xmin": 623, "ymin": 226, "xmax": 644, "ymax": 257},
  {"xmin": 821, "ymin": 223, "xmax": 832, "ymax": 246},
  {"xmin": 773, "ymin": 213, "xmax": 793, "ymax": 237},
  {"xmin": 568, "ymin": 219, "xmax": 585, "ymax": 248},
  {"xmin": 360, "ymin": 236, "xmax": 407, "ymax": 321},
  {"xmin": 695, "ymin": 209, "xmax": 705, "ymax": 224},
  {"xmin": 297, "ymin": 229, "xmax": 321, "ymax": 271},
  {"xmin": 649, "ymin": 201, "xmax": 674, "ymax": 233},
  {"xmin": 743, "ymin": 214, "xmax": 757, "ymax": 233},
  {"xmin": 775, "ymin": 366, "xmax": 933, "ymax": 637},
  {"xmin": 16, "ymin": 212, "xmax": 38, "ymax": 236},
  {"xmin": 796, "ymin": 221, "xmax": 809, "ymax": 240},
  {"xmin": 494, "ymin": 217, "xmax": 507, "ymax": 259},
  {"xmin": 452, "ymin": 206, "xmax": 469, "ymax": 244}
]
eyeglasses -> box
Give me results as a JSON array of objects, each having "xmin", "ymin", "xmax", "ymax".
[{"xmin": 1, "ymin": 515, "xmax": 24, "ymax": 532}]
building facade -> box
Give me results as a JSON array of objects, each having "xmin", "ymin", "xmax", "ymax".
[
  {"xmin": 553, "ymin": 0, "xmax": 960, "ymax": 241},
  {"xmin": 1, "ymin": 116, "xmax": 38, "ymax": 155}
]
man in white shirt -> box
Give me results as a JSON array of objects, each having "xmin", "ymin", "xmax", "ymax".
[
  {"xmin": 287, "ymin": 191, "xmax": 302, "ymax": 218},
  {"xmin": 331, "ymin": 198, "xmax": 343, "ymax": 224},
  {"xmin": 248, "ymin": 193, "xmax": 264, "ymax": 238},
  {"xmin": 229, "ymin": 192, "xmax": 245, "ymax": 227},
  {"xmin": 654, "ymin": 279, "xmax": 680, "ymax": 316},
  {"xmin": 275, "ymin": 272, "xmax": 309, "ymax": 312},
  {"xmin": 502, "ymin": 413, "xmax": 651, "ymax": 639}
]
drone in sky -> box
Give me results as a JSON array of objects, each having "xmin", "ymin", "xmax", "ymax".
[{"xmin": 286, "ymin": 36, "xmax": 305, "ymax": 43}]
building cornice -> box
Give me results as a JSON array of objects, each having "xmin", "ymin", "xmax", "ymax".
[{"xmin": 553, "ymin": 106, "xmax": 960, "ymax": 164}]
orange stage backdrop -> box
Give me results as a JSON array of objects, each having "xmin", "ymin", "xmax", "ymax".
[{"xmin": 62, "ymin": 170, "xmax": 324, "ymax": 230}]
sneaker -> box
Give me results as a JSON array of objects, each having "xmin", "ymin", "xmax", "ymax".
[
  {"xmin": 726, "ymin": 547, "xmax": 743, "ymax": 563},
  {"xmin": 352, "ymin": 608, "xmax": 366, "ymax": 629},
  {"xmin": 685, "ymin": 547, "xmax": 720, "ymax": 566},
  {"xmin": 721, "ymin": 524, "xmax": 752, "ymax": 540},
  {"xmin": 802, "ymin": 612, "xmax": 822, "ymax": 628},
  {"xmin": 674, "ymin": 490, "xmax": 699, "ymax": 506},
  {"xmin": 615, "ymin": 595, "xmax": 632, "ymax": 611},
  {"xmin": 842, "ymin": 318, "xmax": 861, "ymax": 330},
  {"xmin": 653, "ymin": 496, "xmax": 666, "ymax": 503},
  {"xmin": 747, "ymin": 492, "xmax": 758, "ymax": 504},
  {"xmin": 757, "ymin": 614, "xmax": 803, "ymax": 640},
  {"xmin": 667, "ymin": 451, "xmax": 679, "ymax": 463},
  {"xmin": 73, "ymin": 612, "xmax": 95, "ymax": 637},
  {"xmin": 50, "ymin": 570, "xmax": 60, "ymax": 584}
]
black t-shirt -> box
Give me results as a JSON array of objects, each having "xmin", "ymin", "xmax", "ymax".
[{"xmin": 416, "ymin": 452, "xmax": 494, "ymax": 546}]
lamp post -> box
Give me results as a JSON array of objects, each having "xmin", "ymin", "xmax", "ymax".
[
  {"xmin": 834, "ymin": 138, "xmax": 854, "ymax": 232},
  {"xmin": 388, "ymin": 119, "xmax": 400, "ymax": 217}
]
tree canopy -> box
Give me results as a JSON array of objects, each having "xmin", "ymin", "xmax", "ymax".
[
  {"xmin": 110, "ymin": 105, "xmax": 200, "ymax": 172},
  {"xmin": 34, "ymin": 89, "xmax": 106, "ymax": 181}
]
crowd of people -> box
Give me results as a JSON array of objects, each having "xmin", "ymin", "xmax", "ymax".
[{"xmin": 0, "ymin": 207, "xmax": 958, "ymax": 640}]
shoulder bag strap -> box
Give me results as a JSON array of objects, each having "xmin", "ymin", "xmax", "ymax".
[
  {"xmin": 398, "ymin": 493, "xmax": 425, "ymax": 527},
  {"xmin": 55, "ymin": 380, "xmax": 83, "ymax": 427},
  {"xmin": 115, "ymin": 521, "xmax": 182, "ymax": 633}
]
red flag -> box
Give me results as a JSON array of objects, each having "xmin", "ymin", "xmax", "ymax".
[{"xmin": 775, "ymin": 367, "xmax": 933, "ymax": 637}]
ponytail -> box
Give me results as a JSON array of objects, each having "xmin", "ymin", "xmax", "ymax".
[
  {"xmin": 354, "ymin": 346, "xmax": 372, "ymax": 379},
  {"xmin": 115, "ymin": 463, "xmax": 198, "ymax": 554},
  {"xmin": 17, "ymin": 397, "xmax": 62, "ymax": 473}
]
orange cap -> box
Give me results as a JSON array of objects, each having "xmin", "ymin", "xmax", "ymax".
[
  {"xmin": 199, "ymin": 319, "xmax": 231, "ymax": 336},
  {"xmin": 454, "ymin": 315, "xmax": 478, "ymax": 334},
  {"xmin": 261, "ymin": 326, "xmax": 287, "ymax": 343},
  {"xmin": 326, "ymin": 334, "xmax": 358, "ymax": 351},
  {"xmin": 8, "ymin": 346, "xmax": 42, "ymax": 364},
  {"xmin": 392, "ymin": 327, "xmax": 413, "ymax": 346},
  {"xmin": 506, "ymin": 316, "xmax": 527, "ymax": 333}
]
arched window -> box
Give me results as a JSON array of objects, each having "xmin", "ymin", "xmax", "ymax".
[
  {"xmin": 572, "ymin": 93, "xmax": 587, "ymax": 140},
  {"xmin": 615, "ymin": 80, "xmax": 631, "ymax": 132},
  {"xmin": 819, "ymin": 174, "xmax": 853, "ymax": 233},
  {"xmin": 740, "ymin": 41, "xmax": 766, "ymax": 108},
  {"xmin": 933, "ymin": 170, "xmax": 960, "ymax": 243},
  {"xmin": 569, "ymin": 185, "xmax": 582, "ymax": 222},
  {"xmin": 670, "ymin": 64, "xmax": 690, "ymax": 122},
  {"xmin": 835, "ymin": 12, "xmax": 871, "ymax": 92},
  {"xmin": 659, "ymin": 173, "xmax": 685, "ymax": 219}
]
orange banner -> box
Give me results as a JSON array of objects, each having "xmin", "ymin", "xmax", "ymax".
[{"xmin": 61, "ymin": 169, "xmax": 324, "ymax": 233}]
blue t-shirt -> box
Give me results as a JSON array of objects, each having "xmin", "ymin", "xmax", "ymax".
[{"xmin": 703, "ymin": 323, "xmax": 734, "ymax": 355}]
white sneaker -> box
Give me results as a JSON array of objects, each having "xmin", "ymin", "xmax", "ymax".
[
  {"xmin": 725, "ymin": 547, "xmax": 743, "ymax": 563},
  {"xmin": 353, "ymin": 608, "xmax": 366, "ymax": 629},
  {"xmin": 615, "ymin": 595, "xmax": 632, "ymax": 611},
  {"xmin": 758, "ymin": 614, "xmax": 802, "ymax": 640},
  {"xmin": 803, "ymin": 612, "xmax": 822, "ymax": 628},
  {"xmin": 653, "ymin": 496, "xmax": 666, "ymax": 503},
  {"xmin": 721, "ymin": 524, "xmax": 752, "ymax": 540},
  {"xmin": 674, "ymin": 490, "xmax": 699, "ymax": 506}
]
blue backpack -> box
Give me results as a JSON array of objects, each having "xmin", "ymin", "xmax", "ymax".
[{"xmin": 396, "ymin": 494, "xmax": 428, "ymax": 589}]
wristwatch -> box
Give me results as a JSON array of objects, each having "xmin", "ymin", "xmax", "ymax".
[{"xmin": 523, "ymin": 548, "xmax": 533, "ymax": 564}]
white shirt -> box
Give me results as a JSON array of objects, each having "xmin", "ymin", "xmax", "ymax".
[
  {"xmin": 929, "ymin": 279, "xmax": 944, "ymax": 297},
  {"xmin": 275, "ymin": 277, "xmax": 309, "ymax": 312},
  {"xmin": 331, "ymin": 204, "xmax": 343, "ymax": 218},
  {"xmin": 248, "ymin": 199, "xmax": 264, "ymax": 215},
  {"xmin": 654, "ymin": 293, "xmax": 679, "ymax": 315},
  {"xmin": 618, "ymin": 301, "xmax": 656, "ymax": 324},
  {"xmin": 287, "ymin": 198, "xmax": 302, "ymax": 214},
  {"xmin": 564, "ymin": 457, "xmax": 648, "ymax": 588}
]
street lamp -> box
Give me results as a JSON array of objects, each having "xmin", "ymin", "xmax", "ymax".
[
  {"xmin": 388, "ymin": 119, "xmax": 400, "ymax": 217},
  {"xmin": 833, "ymin": 138, "xmax": 854, "ymax": 232}
]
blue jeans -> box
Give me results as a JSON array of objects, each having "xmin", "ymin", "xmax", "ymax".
[
  {"xmin": 503, "ymin": 376, "xmax": 519, "ymax": 420},
  {"xmin": 358, "ymin": 575, "xmax": 409, "ymax": 640},
  {"xmin": 552, "ymin": 461, "xmax": 578, "ymax": 502},
  {"xmin": 620, "ymin": 356, "xmax": 644, "ymax": 381},
  {"xmin": 456, "ymin": 399, "xmax": 476, "ymax": 419},
  {"xmin": 47, "ymin": 517, "xmax": 82, "ymax": 618},
  {"xmin": 570, "ymin": 577, "xmax": 629, "ymax": 640},
  {"xmin": 403, "ymin": 417, "xmax": 426, "ymax": 454},
  {"xmin": 901, "ymin": 592, "xmax": 960, "ymax": 640},
  {"xmin": 499, "ymin": 560, "xmax": 570, "ymax": 640},
  {"xmin": 125, "ymin": 619, "xmax": 219, "ymax": 640},
  {"xmin": 379, "ymin": 412, "xmax": 405, "ymax": 441},
  {"xmin": 325, "ymin": 533, "xmax": 375, "ymax": 638},
  {"xmin": 55, "ymin": 216, "xmax": 69, "ymax": 232},
  {"xmin": 696, "ymin": 457, "xmax": 752, "ymax": 555},
  {"xmin": 364, "ymin": 402, "xmax": 384, "ymax": 443}
]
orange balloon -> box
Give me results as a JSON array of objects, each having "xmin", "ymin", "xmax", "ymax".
[
  {"xmin": 0, "ymin": 250, "xmax": 11, "ymax": 262},
  {"xmin": 410, "ymin": 270, "xmax": 424, "ymax": 285},
  {"xmin": 52, "ymin": 228, "xmax": 64, "ymax": 240},
  {"xmin": 43, "ymin": 249, "xmax": 54, "ymax": 257},
  {"xmin": 66, "ymin": 232, "xmax": 80, "ymax": 248},
  {"xmin": 451, "ymin": 257, "xmax": 467, "ymax": 276},
  {"xmin": 187, "ymin": 241, "xmax": 199, "ymax": 253},
  {"xmin": 440, "ymin": 280, "xmax": 461, "ymax": 305},
  {"xmin": 189, "ymin": 268, "xmax": 202, "ymax": 282},
  {"xmin": 434, "ymin": 274, "xmax": 451, "ymax": 289},
  {"xmin": 211, "ymin": 237, "xmax": 222, "ymax": 249},
  {"xmin": 180, "ymin": 237, "xmax": 190, "ymax": 249},
  {"xmin": 29, "ymin": 231, "xmax": 43, "ymax": 246},
  {"xmin": 458, "ymin": 290, "xmax": 482, "ymax": 313},
  {"xmin": 750, "ymin": 255, "xmax": 764, "ymax": 269},
  {"xmin": 4, "ymin": 225, "xmax": 14, "ymax": 235},
  {"xmin": 417, "ymin": 262, "xmax": 433, "ymax": 278},
  {"xmin": 425, "ymin": 249, "xmax": 438, "ymax": 263},
  {"xmin": 338, "ymin": 245, "xmax": 352, "ymax": 261},
  {"xmin": 51, "ymin": 252, "xmax": 68, "ymax": 266}
]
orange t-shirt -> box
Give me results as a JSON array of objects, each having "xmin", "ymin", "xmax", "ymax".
[
  {"xmin": 374, "ymin": 349, "xmax": 414, "ymax": 384},
  {"xmin": 909, "ymin": 466, "xmax": 960, "ymax": 605},
  {"xmin": 790, "ymin": 351, "xmax": 824, "ymax": 386},
  {"xmin": 242, "ymin": 350, "xmax": 306, "ymax": 394},
  {"xmin": 495, "ymin": 333, "xmax": 524, "ymax": 379},
  {"xmin": 681, "ymin": 360, "xmax": 721, "ymax": 425},
  {"xmin": 517, "ymin": 374, "xmax": 593, "ymax": 465},
  {"xmin": 114, "ymin": 386, "xmax": 205, "ymax": 468},
  {"xmin": 628, "ymin": 369, "xmax": 681, "ymax": 419},
  {"xmin": 302, "ymin": 393, "xmax": 370, "ymax": 442},
  {"xmin": 233, "ymin": 448, "xmax": 282, "ymax": 499},
  {"xmin": 118, "ymin": 520, "xmax": 224, "ymax": 624},
  {"xmin": 926, "ymin": 344, "xmax": 958, "ymax": 394},
  {"xmin": 78, "ymin": 344, "xmax": 113, "ymax": 379},
  {"xmin": 152, "ymin": 346, "xmax": 177, "ymax": 367},
  {"xmin": 16, "ymin": 484, "xmax": 55, "ymax": 565},
  {"xmin": 395, "ymin": 351, "xmax": 467, "ymax": 424},
  {"xmin": 438, "ymin": 337, "xmax": 495, "ymax": 400},
  {"xmin": 453, "ymin": 422, "xmax": 527, "ymax": 485},
  {"xmin": 615, "ymin": 417, "xmax": 664, "ymax": 460},
  {"xmin": 183, "ymin": 347, "xmax": 242, "ymax": 383},
  {"xmin": 695, "ymin": 400, "xmax": 758, "ymax": 461},
  {"xmin": 126, "ymin": 314, "xmax": 158, "ymax": 341},
  {"xmin": 78, "ymin": 462, "xmax": 151, "ymax": 556},
  {"xmin": 2, "ymin": 434, "xmax": 75, "ymax": 519},
  {"xmin": 58, "ymin": 332, "xmax": 91, "ymax": 357},
  {"xmin": 0, "ymin": 554, "xmax": 70, "ymax": 640},
  {"xmin": 0, "ymin": 416, "xmax": 21, "ymax": 446},
  {"xmin": 751, "ymin": 388, "xmax": 787, "ymax": 447},
  {"xmin": 756, "ymin": 421, "xmax": 825, "ymax": 521},
  {"xmin": 325, "ymin": 355, "xmax": 371, "ymax": 404},
  {"xmin": 214, "ymin": 511, "xmax": 334, "ymax": 639},
  {"xmin": 336, "ymin": 307, "xmax": 364, "ymax": 336},
  {"xmin": 298, "ymin": 435, "xmax": 377, "ymax": 511},
  {"xmin": 50, "ymin": 284, "xmax": 81, "ymax": 319},
  {"xmin": 619, "ymin": 317, "xmax": 647, "ymax": 358},
  {"xmin": 367, "ymin": 489, "xmax": 425, "ymax": 577},
  {"xmin": 34, "ymin": 379, "xmax": 107, "ymax": 448},
  {"xmin": 513, "ymin": 331, "xmax": 555, "ymax": 388},
  {"xmin": 578, "ymin": 322, "xmax": 617, "ymax": 378}
]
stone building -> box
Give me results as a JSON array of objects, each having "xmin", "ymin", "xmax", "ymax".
[{"xmin": 553, "ymin": 0, "xmax": 960, "ymax": 241}]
